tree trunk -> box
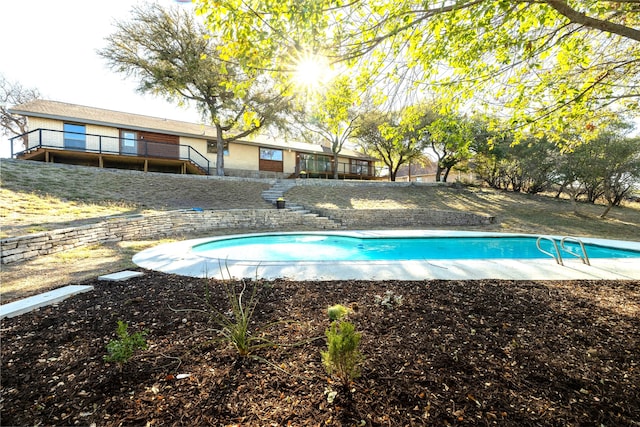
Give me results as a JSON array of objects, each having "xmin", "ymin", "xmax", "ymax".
[
  {"xmin": 215, "ymin": 123, "xmax": 225, "ymax": 177},
  {"xmin": 435, "ymin": 163, "xmax": 443, "ymax": 182},
  {"xmin": 333, "ymin": 151, "xmax": 339, "ymax": 180},
  {"xmin": 600, "ymin": 201, "xmax": 613, "ymax": 219},
  {"xmin": 389, "ymin": 162, "xmax": 399, "ymax": 182},
  {"xmin": 570, "ymin": 193, "xmax": 579, "ymax": 216},
  {"xmin": 442, "ymin": 167, "xmax": 451, "ymax": 183}
]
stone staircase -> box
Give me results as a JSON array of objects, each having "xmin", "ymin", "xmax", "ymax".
[{"xmin": 262, "ymin": 180, "xmax": 343, "ymax": 229}]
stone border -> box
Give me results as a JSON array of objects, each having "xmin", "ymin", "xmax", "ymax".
[{"xmin": 0, "ymin": 209, "xmax": 337, "ymax": 264}]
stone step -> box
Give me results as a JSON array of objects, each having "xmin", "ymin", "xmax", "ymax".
[{"xmin": 0, "ymin": 285, "xmax": 94, "ymax": 319}]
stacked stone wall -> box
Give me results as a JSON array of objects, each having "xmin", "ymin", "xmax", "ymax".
[
  {"xmin": 313, "ymin": 208, "xmax": 495, "ymax": 228},
  {"xmin": 0, "ymin": 209, "xmax": 335, "ymax": 264}
]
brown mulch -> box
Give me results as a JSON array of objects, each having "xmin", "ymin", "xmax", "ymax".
[{"xmin": 1, "ymin": 271, "xmax": 639, "ymax": 426}]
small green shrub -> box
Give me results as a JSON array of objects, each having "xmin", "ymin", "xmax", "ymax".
[
  {"xmin": 327, "ymin": 304, "xmax": 349, "ymax": 321},
  {"xmin": 205, "ymin": 278, "xmax": 273, "ymax": 357},
  {"xmin": 321, "ymin": 320, "xmax": 362, "ymax": 387},
  {"xmin": 104, "ymin": 320, "xmax": 148, "ymax": 366}
]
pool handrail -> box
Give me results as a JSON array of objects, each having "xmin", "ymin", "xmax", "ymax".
[
  {"xmin": 560, "ymin": 236, "xmax": 591, "ymax": 265},
  {"xmin": 536, "ymin": 236, "xmax": 564, "ymax": 265}
]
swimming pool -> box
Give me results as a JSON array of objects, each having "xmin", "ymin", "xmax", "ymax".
[
  {"xmin": 133, "ymin": 230, "xmax": 640, "ymax": 281},
  {"xmin": 191, "ymin": 233, "xmax": 640, "ymax": 262}
]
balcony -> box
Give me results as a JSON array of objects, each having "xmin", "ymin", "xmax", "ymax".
[{"xmin": 10, "ymin": 129, "xmax": 210, "ymax": 175}]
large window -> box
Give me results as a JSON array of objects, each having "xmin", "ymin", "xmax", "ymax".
[
  {"xmin": 351, "ymin": 159, "xmax": 370, "ymax": 175},
  {"xmin": 207, "ymin": 140, "xmax": 229, "ymax": 156},
  {"xmin": 299, "ymin": 153, "xmax": 331, "ymax": 173},
  {"xmin": 259, "ymin": 148, "xmax": 283, "ymax": 161},
  {"xmin": 63, "ymin": 123, "xmax": 86, "ymax": 150}
]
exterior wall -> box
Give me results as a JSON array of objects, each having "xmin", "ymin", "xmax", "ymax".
[
  {"xmin": 180, "ymin": 136, "xmax": 212, "ymax": 166},
  {"xmin": 283, "ymin": 149, "xmax": 297, "ymax": 174},
  {"xmin": 87, "ymin": 124, "xmax": 119, "ymax": 138},
  {"xmin": 28, "ymin": 117, "xmax": 119, "ymax": 138},
  {"xmin": 27, "ymin": 117, "xmax": 62, "ymax": 132},
  {"xmin": 180, "ymin": 136, "xmax": 208, "ymax": 156},
  {"xmin": 227, "ymin": 143, "xmax": 258, "ymax": 170}
]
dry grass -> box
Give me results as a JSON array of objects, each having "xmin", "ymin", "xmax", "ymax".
[
  {"xmin": 0, "ymin": 159, "xmax": 272, "ymax": 238},
  {"xmin": 287, "ymin": 184, "xmax": 640, "ymax": 240}
]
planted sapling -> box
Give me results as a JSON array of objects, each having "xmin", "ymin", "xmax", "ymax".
[
  {"xmin": 321, "ymin": 320, "xmax": 362, "ymax": 388},
  {"xmin": 104, "ymin": 320, "xmax": 148, "ymax": 368}
]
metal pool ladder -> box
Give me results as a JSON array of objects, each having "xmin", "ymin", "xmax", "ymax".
[
  {"xmin": 535, "ymin": 236, "xmax": 591, "ymax": 266},
  {"xmin": 560, "ymin": 236, "xmax": 591, "ymax": 265}
]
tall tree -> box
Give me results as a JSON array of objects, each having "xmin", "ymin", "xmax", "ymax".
[
  {"xmin": 355, "ymin": 105, "xmax": 432, "ymax": 181},
  {"xmin": 1, "ymin": 75, "xmax": 40, "ymax": 151},
  {"xmin": 194, "ymin": 1, "xmax": 640, "ymax": 143},
  {"xmin": 428, "ymin": 113, "xmax": 474, "ymax": 182},
  {"xmin": 99, "ymin": 3, "xmax": 292, "ymax": 176},
  {"xmin": 598, "ymin": 134, "xmax": 640, "ymax": 218},
  {"xmin": 297, "ymin": 75, "xmax": 360, "ymax": 179}
]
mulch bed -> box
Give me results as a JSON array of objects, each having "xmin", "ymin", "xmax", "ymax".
[{"xmin": 1, "ymin": 271, "xmax": 639, "ymax": 426}]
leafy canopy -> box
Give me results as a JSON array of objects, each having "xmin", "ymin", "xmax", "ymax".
[
  {"xmin": 100, "ymin": 3, "xmax": 294, "ymax": 176},
  {"xmin": 194, "ymin": 0, "xmax": 640, "ymax": 142}
]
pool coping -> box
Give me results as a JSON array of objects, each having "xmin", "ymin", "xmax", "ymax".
[{"xmin": 132, "ymin": 230, "xmax": 640, "ymax": 281}]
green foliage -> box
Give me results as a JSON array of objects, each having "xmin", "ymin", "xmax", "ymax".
[
  {"xmin": 327, "ymin": 304, "xmax": 349, "ymax": 321},
  {"xmin": 104, "ymin": 321, "xmax": 148, "ymax": 366},
  {"xmin": 297, "ymin": 75, "xmax": 362, "ymax": 178},
  {"xmin": 427, "ymin": 112, "xmax": 475, "ymax": 182},
  {"xmin": 474, "ymin": 132, "xmax": 558, "ymax": 194},
  {"xmin": 205, "ymin": 278, "xmax": 273, "ymax": 357},
  {"xmin": 99, "ymin": 3, "xmax": 294, "ymax": 176},
  {"xmin": 355, "ymin": 105, "xmax": 433, "ymax": 181},
  {"xmin": 321, "ymin": 320, "xmax": 362, "ymax": 387},
  {"xmin": 195, "ymin": 0, "xmax": 640, "ymax": 144}
]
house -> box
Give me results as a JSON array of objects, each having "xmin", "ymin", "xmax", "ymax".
[
  {"xmin": 394, "ymin": 160, "xmax": 438, "ymax": 182},
  {"xmin": 8, "ymin": 100, "xmax": 378, "ymax": 179}
]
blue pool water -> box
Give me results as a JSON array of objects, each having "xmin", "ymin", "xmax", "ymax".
[{"xmin": 192, "ymin": 234, "xmax": 640, "ymax": 262}]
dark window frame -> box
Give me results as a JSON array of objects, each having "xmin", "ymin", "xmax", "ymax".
[
  {"xmin": 63, "ymin": 123, "xmax": 86, "ymax": 149},
  {"xmin": 207, "ymin": 140, "xmax": 229, "ymax": 156}
]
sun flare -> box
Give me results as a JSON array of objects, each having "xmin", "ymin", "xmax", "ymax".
[{"xmin": 293, "ymin": 53, "xmax": 333, "ymax": 90}]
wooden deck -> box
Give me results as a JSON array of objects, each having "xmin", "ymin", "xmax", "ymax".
[{"xmin": 18, "ymin": 148, "xmax": 208, "ymax": 175}]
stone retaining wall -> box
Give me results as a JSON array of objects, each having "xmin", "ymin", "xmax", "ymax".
[
  {"xmin": 1, "ymin": 206, "xmax": 495, "ymax": 264},
  {"xmin": 314, "ymin": 208, "xmax": 495, "ymax": 228},
  {"xmin": 0, "ymin": 209, "xmax": 334, "ymax": 264}
]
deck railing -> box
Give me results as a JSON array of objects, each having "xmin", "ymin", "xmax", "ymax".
[{"xmin": 10, "ymin": 129, "xmax": 210, "ymax": 174}]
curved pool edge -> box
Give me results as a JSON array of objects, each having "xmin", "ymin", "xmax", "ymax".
[{"xmin": 132, "ymin": 230, "xmax": 640, "ymax": 281}]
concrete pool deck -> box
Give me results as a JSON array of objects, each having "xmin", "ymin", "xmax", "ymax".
[{"xmin": 133, "ymin": 230, "xmax": 640, "ymax": 281}]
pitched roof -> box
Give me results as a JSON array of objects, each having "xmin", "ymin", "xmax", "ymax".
[
  {"xmin": 10, "ymin": 99, "xmax": 218, "ymax": 138},
  {"xmin": 10, "ymin": 99, "xmax": 376, "ymax": 160}
]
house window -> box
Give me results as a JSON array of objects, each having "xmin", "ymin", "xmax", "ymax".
[
  {"xmin": 207, "ymin": 140, "xmax": 229, "ymax": 156},
  {"xmin": 299, "ymin": 153, "xmax": 331, "ymax": 172},
  {"xmin": 351, "ymin": 159, "xmax": 369, "ymax": 175},
  {"xmin": 259, "ymin": 148, "xmax": 283, "ymax": 161},
  {"xmin": 63, "ymin": 123, "xmax": 86, "ymax": 150}
]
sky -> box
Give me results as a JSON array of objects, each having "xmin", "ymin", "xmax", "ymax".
[{"xmin": 1, "ymin": 0, "xmax": 201, "ymax": 158}]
